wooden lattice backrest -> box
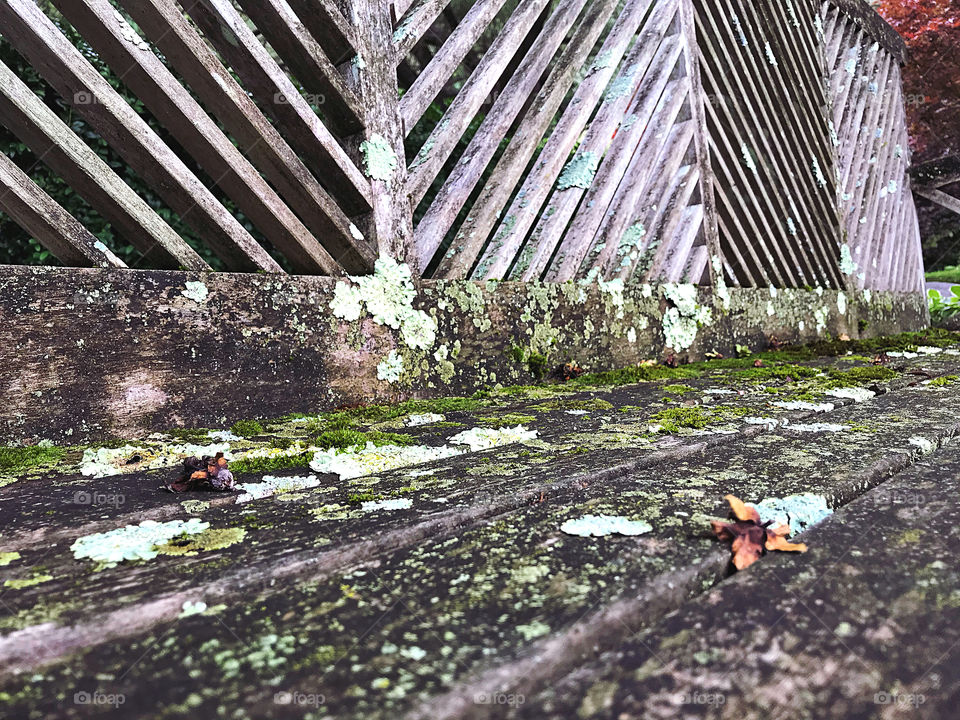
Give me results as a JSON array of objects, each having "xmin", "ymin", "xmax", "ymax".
[{"xmin": 0, "ymin": 0, "xmax": 924, "ymax": 293}]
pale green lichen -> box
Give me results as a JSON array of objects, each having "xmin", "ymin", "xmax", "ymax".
[
  {"xmin": 662, "ymin": 284, "xmax": 712, "ymax": 350},
  {"xmin": 181, "ymin": 281, "xmax": 209, "ymax": 303},
  {"xmin": 560, "ymin": 515, "xmax": 653, "ymax": 537},
  {"xmin": 839, "ymin": 243, "xmax": 859, "ymax": 275},
  {"xmin": 330, "ymin": 255, "xmax": 438, "ymax": 355},
  {"xmin": 754, "ymin": 493, "xmax": 832, "ymax": 534},
  {"xmin": 4, "ymin": 574, "xmax": 53, "ymax": 589},
  {"xmin": 557, "ymin": 152, "xmax": 600, "ymax": 191},
  {"xmin": 359, "ymin": 134, "xmax": 397, "ymax": 181},
  {"xmin": 70, "ymin": 518, "xmax": 209, "ymax": 567},
  {"xmin": 377, "ymin": 350, "xmax": 405, "ymax": 383},
  {"xmin": 0, "ymin": 551, "xmax": 20, "ymax": 566},
  {"xmin": 309, "ymin": 426, "xmax": 538, "ymax": 480}
]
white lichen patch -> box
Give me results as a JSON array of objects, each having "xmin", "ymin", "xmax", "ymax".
[
  {"xmin": 839, "ymin": 243, "xmax": 859, "ymax": 275},
  {"xmin": 448, "ymin": 425, "xmax": 538, "ymax": 451},
  {"xmin": 377, "ymin": 350, "xmax": 405, "ymax": 383},
  {"xmin": 662, "ymin": 284, "xmax": 712, "ymax": 350},
  {"xmin": 310, "ymin": 443, "xmax": 461, "ymax": 481},
  {"xmin": 916, "ymin": 346, "xmax": 944, "ymax": 355},
  {"xmin": 181, "ymin": 281, "xmax": 209, "ymax": 303},
  {"xmin": 330, "ymin": 254, "xmax": 438, "ymax": 371},
  {"xmin": 361, "ymin": 498, "xmax": 412, "ymax": 512},
  {"xmin": 908, "ymin": 436, "xmax": 935, "ymax": 454},
  {"xmin": 560, "ymin": 514, "xmax": 652, "ymax": 537},
  {"xmin": 359, "ymin": 133, "xmax": 398, "ymax": 181},
  {"xmin": 71, "ymin": 518, "xmax": 209, "ymax": 567},
  {"xmin": 837, "ymin": 292, "xmax": 847, "ymax": 314},
  {"xmin": 179, "ymin": 600, "xmax": 208, "ymax": 618},
  {"xmin": 236, "ymin": 474, "xmax": 321, "ymax": 503},
  {"xmin": 786, "ymin": 422, "xmax": 847, "ymax": 433},
  {"xmin": 773, "ymin": 400, "xmax": 835, "ymax": 412},
  {"xmin": 405, "ymin": 413, "xmax": 445, "ymax": 427},
  {"xmin": 825, "ymin": 387, "xmax": 875, "ymax": 402}
]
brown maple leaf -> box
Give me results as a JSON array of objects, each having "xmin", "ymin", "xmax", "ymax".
[{"xmin": 711, "ymin": 494, "xmax": 807, "ymax": 570}]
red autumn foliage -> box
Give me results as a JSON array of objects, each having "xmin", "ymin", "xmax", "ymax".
[{"xmin": 874, "ymin": 0, "xmax": 960, "ymax": 161}]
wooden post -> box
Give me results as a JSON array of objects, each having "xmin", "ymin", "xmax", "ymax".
[{"xmin": 349, "ymin": 0, "xmax": 416, "ymax": 268}]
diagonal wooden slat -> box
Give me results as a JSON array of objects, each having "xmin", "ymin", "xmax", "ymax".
[
  {"xmin": 394, "ymin": 0, "xmax": 454, "ymax": 60},
  {"xmin": 404, "ymin": 0, "xmax": 553, "ymax": 197},
  {"xmin": 528, "ymin": 0, "xmax": 683, "ymax": 282},
  {"xmin": 118, "ymin": 0, "xmax": 375, "ymax": 273},
  {"xmin": 182, "ymin": 0, "xmax": 372, "ymax": 215},
  {"xmin": 0, "ymin": 0, "xmax": 281, "ymax": 273},
  {"xmin": 545, "ymin": 28, "xmax": 687, "ymax": 282},
  {"xmin": 0, "ymin": 151, "xmax": 126, "ymax": 269},
  {"xmin": 233, "ymin": 0, "xmax": 364, "ymax": 137},
  {"xmin": 399, "ymin": 0, "xmax": 511, "ymax": 130},
  {"xmin": 285, "ymin": 0, "xmax": 358, "ymax": 65},
  {"xmin": 462, "ymin": 0, "xmax": 623, "ymax": 280},
  {"xmin": 0, "ymin": 57, "xmax": 208, "ymax": 272},
  {"xmin": 55, "ymin": 0, "xmax": 346, "ymax": 276},
  {"xmin": 465, "ymin": 0, "xmax": 655, "ymax": 282}
]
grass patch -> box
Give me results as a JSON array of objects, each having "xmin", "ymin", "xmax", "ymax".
[{"xmin": 926, "ymin": 266, "xmax": 960, "ymax": 284}]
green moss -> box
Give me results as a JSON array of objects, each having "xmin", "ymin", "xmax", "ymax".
[
  {"xmin": 825, "ymin": 365, "xmax": 898, "ymax": 386},
  {"xmin": 527, "ymin": 352, "xmax": 550, "ymax": 380},
  {"xmin": 929, "ymin": 375, "xmax": 959, "ymax": 387},
  {"xmin": 166, "ymin": 428, "xmax": 212, "ymax": 442},
  {"xmin": 155, "ymin": 527, "xmax": 247, "ymax": 556},
  {"xmin": 0, "ymin": 445, "xmax": 65, "ymax": 472},
  {"xmin": 269, "ymin": 437, "xmax": 295, "ymax": 450},
  {"xmin": 230, "ymin": 452, "xmax": 313, "ymax": 474},
  {"xmin": 230, "ymin": 419, "xmax": 265, "ymax": 437},
  {"xmin": 663, "ymin": 384, "xmax": 695, "ymax": 395},
  {"xmin": 650, "ymin": 406, "xmax": 748, "ymax": 434},
  {"xmin": 575, "ymin": 364, "xmax": 701, "ymax": 387},
  {"xmin": 314, "ymin": 429, "xmax": 368, "ymax": 450},
  {"xmin": 365, "ymin": 431, "xmax": 415, "ymax": 447},
  {"xmin": 347, "ymin": 491, "xmax": 379, "ymax": 504}
]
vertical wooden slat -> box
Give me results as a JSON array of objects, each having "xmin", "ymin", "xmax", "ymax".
[{"xmin": 350, "ymin": 0, "xmax": 416, "ymax": 261}]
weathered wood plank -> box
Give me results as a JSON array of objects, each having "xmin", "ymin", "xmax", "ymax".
[
  {"xmin": 182, "ymin": 0, "xmax": 372, "ymax": 214},
  {"xmin": 118, "ymin": 0, "xmax": 376, "ymax": 273},
  {"xmin": 0, "ymin": 153, "xmax": 126, "ymax": 269},
  {"xmin": 0, "ymin": 57, "xmax": 207, "ymax": 271},
  {"xmin": 233, "ymin": 0, "xmax": 364, "ymax": 136},
  {"xmin": 0, "ymin": 0, "xmax": 281, "ymax": 273},
  {"xmin": 399, "ymin": 0, "xmax": 510, "ymax": 130},
  {"xmin": 55, "ymin": 0, "xmax": 346, "ymax": 276},
  {"xmin": 0, "ymin": 265, "xmax": 926, "ymax": 443}
]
